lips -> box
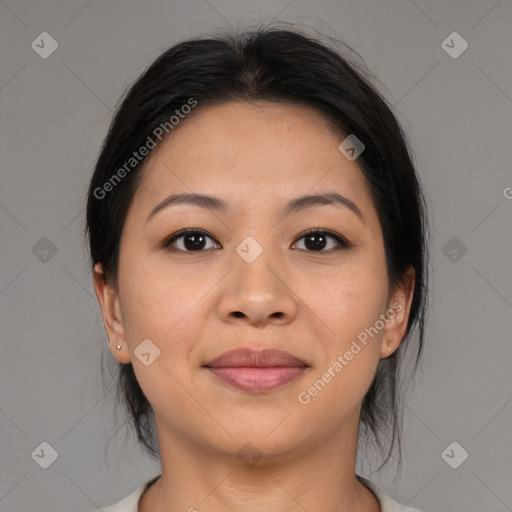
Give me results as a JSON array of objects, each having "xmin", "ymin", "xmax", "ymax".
[
  {"xmin": 203, "ymin": 348, "xmax": 309, "ymax": 392},
  {"xmin": 204, "ymin": 348, "xmax": 308, "ymax": 368}
]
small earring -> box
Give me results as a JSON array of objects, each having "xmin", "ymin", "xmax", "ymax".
[{"xmin": 116, "ymin": 344, "xmax": 122, "ymax": 353}]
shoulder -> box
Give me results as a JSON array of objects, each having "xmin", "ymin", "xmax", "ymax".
[
  {"xmin": 358, "ymin": 476, "xmax": 423, "ymax": 512},
  {"xmin": 100, "ymin": 474, "xmax": 421, "ymax": 512},
  {"xmin": 100, "ymin": 475, "xmax": 160, "ymax": 512}
]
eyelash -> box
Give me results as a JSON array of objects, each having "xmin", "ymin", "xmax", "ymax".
[{"xmin": 161, "ymin": 228, "xmax": 352, "ymax": 253}]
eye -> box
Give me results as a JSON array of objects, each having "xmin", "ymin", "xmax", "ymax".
[
  {"xmin": 162, "ymin": 228, "xmax": 351, "ymax": 253},
  {"xmin": 292, "ymin": 229, "xmax": 351, "ymax": 252},
  {"xmin": 162, "ymin": 229, "xmax": 220, "ymax": 252}
]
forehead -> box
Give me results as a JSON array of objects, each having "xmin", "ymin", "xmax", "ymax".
[{"xmin": 132, "ymin": 101, "xmax": 377, "ymax": 222}]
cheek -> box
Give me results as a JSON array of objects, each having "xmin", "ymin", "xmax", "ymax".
[
  {"xmin": 117, "ymin": 249, "xmax": 226, "ymax": 380},
  {"xmin": 302, "ymin": 250, "xmax": 388, "ymax": 344},
  {"xmin": 295, "ymin": 268, "xmax": 387, "ymax": 417},
  {"xmin": 294, "ymin": 253, "xmax": 388, "ymax": 411},
  {"xmin": 119, "ymin": 229, "xmax": 181, "ymax": 307},
  {"xmin": 120, "ymin": 262, "xmax": 205, "ymax": 340},
  {"xmin": 117, "ymin": 258, "xmax": 209, "ymax": 405}
]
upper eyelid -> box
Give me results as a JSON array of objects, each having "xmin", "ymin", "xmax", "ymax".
[
  {"xmin": 292, "ymin": 230, "xmax": 350, "ymax": 249},
  {"xmin": 164, "ymin": 228, "xmax": 349, "ymax": 249}
]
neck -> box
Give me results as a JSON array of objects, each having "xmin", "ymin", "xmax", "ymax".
[{"xmin": 139, "ymin": 415, "xmax": 380, "ymax": 512}]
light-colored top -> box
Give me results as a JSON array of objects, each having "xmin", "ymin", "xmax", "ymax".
[{"xmin": 100, "ymin": 474, "xmax": 422, "ymax": 512}]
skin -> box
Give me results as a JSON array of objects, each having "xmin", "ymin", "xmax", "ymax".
[{"xmin": 93, "ymin": 101, "xmax": 415, "ymax": 512}]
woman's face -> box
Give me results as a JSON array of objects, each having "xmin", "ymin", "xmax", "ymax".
[{"xmin": 94, "ymin": 101, "xmax": 414, "ymax": 461}]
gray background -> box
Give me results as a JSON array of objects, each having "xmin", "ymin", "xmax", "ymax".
[{"xmin": 1, "ymin": 0, "xmax": 511, "ymax": 511}]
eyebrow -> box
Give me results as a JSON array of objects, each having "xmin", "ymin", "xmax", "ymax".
[{"xmin": 146, "ymin": 192, "xmax": 364, "ymax": 224}]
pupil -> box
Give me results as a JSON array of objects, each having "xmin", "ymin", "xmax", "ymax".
[
  {"xmin": 305, "ymin": 233, "xmax": 326, "ymax": 251},
  {"xmin": 181, "ymin": 232, "xmax": 329, "ymax": 251},
  {"xmin": 184, "ymin": 233, "xmax": 206, "ymax": 251}
]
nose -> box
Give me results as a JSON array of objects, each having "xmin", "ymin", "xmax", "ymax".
[{"xmin": 217, "ymin": 248, "xmax": 298, "ymax": 327}]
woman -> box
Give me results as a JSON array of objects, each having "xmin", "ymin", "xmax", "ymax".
[{"xmin": 87, "ymin": 26, "xmax": 429, "ymax": 512}]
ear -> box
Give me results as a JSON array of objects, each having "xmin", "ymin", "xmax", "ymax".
[
  {"xmin": 380, "ymin": 266, "xmax": 415, "ymax": 358},
  {"xmin": 93, "ymin": 263, "xmax": 130, "ymax": 363}
]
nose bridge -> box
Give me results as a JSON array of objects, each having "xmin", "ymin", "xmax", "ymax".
[
  {"xmin": 218, "ymin": 233, "xmax": 297, "ymax": 325},
  {"xmin": 234, "ymin": 233, "xmax": 283, "ymax": 298}
]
